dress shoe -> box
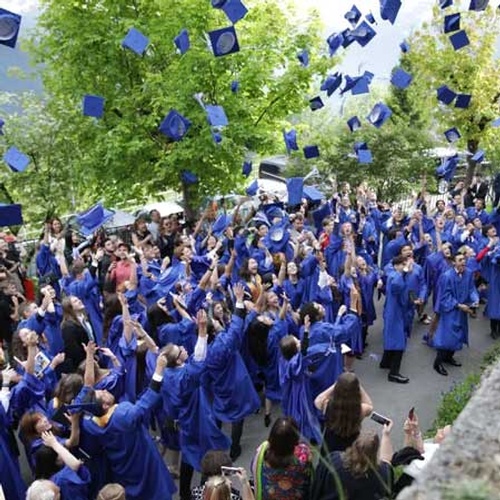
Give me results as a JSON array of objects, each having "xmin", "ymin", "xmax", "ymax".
[
  {"xmin": 264, "ymin": 414, "xmax": 272, "ymax": 428},
  {"xmin": 445, "ymin": 358, "xmax": 462, "ymax": 367},
  {"xmin": 433, "ymin": 363, "xmax": 448, "ymax": 376},
  {"xmin": 388, "ymin": 374, "xmax": 409, "ymax": 384}
]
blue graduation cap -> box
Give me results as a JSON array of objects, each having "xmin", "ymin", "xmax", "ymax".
[
  {"xmin": 455, "ymin": 94, "xmax": 472, "ymax": 109},
  {"xmin": 82, "ymin": 95, "xmax": 105, "ymax": 118},
  {"xmin": 312, "ymin": 202, "xmax": 332, "ymax": 229},
  {"xmin": 444, "ymin": 127, "xmax": 461, "ymax": 143},
  {"xmin": 320, "ymin": 73, "xmax": 342, "ymax": 97},
  {"xmin": 246, "ymin": 179, "xmax": 259, "ymax": 196},
  {"xmin": 0, "ymin": 8, "xmax": 22, "ymax": 49},
  {"xmin": 492, "ymin": 117, "xmax": 500, "ymax": 128},
  {"xmin": 297, "ymin": 49, "xmax": 309, "ymax": 67},
  {"xmin": 340, "ymin": 28, "xmax": 356, "ymax": 48},
  {"xmin": 77, "ymin": 203, "xmax": 114, "ymax": 236},
  {"xmin": 181, "ymin": 171, "xmax": 198, "ymax": 184},
  {"xmin": 436, "ymin": 155, "xmax": 458, "ymax": 181},
  {"xmin": 342, "ymin": 75, "xmax": 370, "ymax": 95},
  {"xmin": 0, "ymin": 203, "xmax": 23, "ymax": 226},
  {"xmin": 303, "ymin": 186, "xmax": 325, "ymax": 204},
  {"xmin": 242, "ymin": 160, "xmax": 252, "ymax": 177},
  {"xmin": 469, "ymin": 0, "xmax": 489, "ymax": 11},
  {"xmin": 444, "ymin": 13, "xmax": 460, "ymax": 33},
  {"xmin": 366, "ymin": 12, "xmax": 376, "ymax": 24},
  {"xmin": 347, "ymin": 116, "xmax": 361, "ymax": 132},
  {"xmin": 174, "ymin": 29, "xmax": 190, "ymax": 55},
  {"xmin": 0, "ymin": 118, "xmax": 4, "ymax": 135},
  {"xmin": 357, "ymin": 149, "xmax": 373, "ymax": 164},
  {"xmin": 472, "ymin": 149, "xmax": 485, "ymax": 163},
  {"xmin": 264, "ymin": 221, "xmax": 290, "ymax": 254},
  {"xmin": 439, "ymin": 0, "xmax": 453, "ymax": 7},
  {"xmin": 449, "ymin": 30, "xmax": 470, "ymax": 50},
  {"xmin": 400, "ymin": 40, "xmax": 410, "ymax": 52},
  {"xmin": 327, "ymin": 32, "xmax": 344, "ymax": 56},
  {"xmin": 380, "ymin": 0, "xmax": 401, "ymax": 25},
  {"xmin": 212, "ymin": 130, "xmax": 223, "ymax": 144},
  {"xmin": 351, "ymin": 21, "xmax": 376, "ymax": 47},
  {"xmin": 391, "ymin": 68, "xmax": 412, "ymax": 89},
  {"xmin": 367, "ymin": 102, "xmax": 392, "ymax": 128},
  {"xmin": 345, "ymin": 5, "xmax": 362, "ymax": 26},
  {"xmin": 309, "ymin": 96, "xmax": 324, "ymax": 111},
  {"xmin": 283, "ymin": 129, "xmax": 299, "ymax": 154},
  {"xmin": 353, "ymin": 141, "xmax": 369, "ymax": 154},
  {"xmin": 437, "ymin": 85, "xmax": 457, "ymax": 105},
  {"xmin": 304, "ymin": 145, "xmax": 320, "ymax": 159},
  {"xmin": 122, "ymin": 27, "xmax": 149, "ymax": 56},
  {"xmin": 211, "ymin": 0, "xmax": 228, "ymax": 7},
  {"xmin": 159, "ymin": 110, "xmax": 191, "ymax": 141},
  {"xmin": 212, "ymin": 214, "xmax": 232, "ymax": 236},
  {"xmin": 206, "ymin": 105, "xmax": 229, "ymax": 127},
  {"xmin": 287, "ymin": 177, "xmax": 304, "ymax": 206},
  {"xmin": 221, "ymin": 0, "xmax": 248, "ymax": 24},
  {"xmin": 208, "ymin": 26, "xmax": 240, "ymax": 57},
  {"xmin": 3, "ymin": 146, "xmax": 30, "ymax": 173},
  {"xmin": 231, "ymin": 80, "xmax": 239, "ymax": 93}
]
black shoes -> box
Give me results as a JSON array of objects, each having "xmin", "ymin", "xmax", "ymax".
[
  {"xmin": 388, "ymin": 374, "xmax": 409, "ymax": 384},
  {"xmin": 491, "ymin": 330, "xmax": 500, "ymax": 340},
  {"xmin": 434, "ymin": 363, "xmax": 448, "ymax": 376},
  {"xmin": 445, "ymin": 358, "xmax": 462, "ymax": 367},
  {"xmin": 264, "ymin": 414, "xmax": 272, "ymax": 428}
]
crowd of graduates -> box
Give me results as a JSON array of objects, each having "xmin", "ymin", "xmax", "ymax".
[{"xmin": 0, "ymin": 174, "xmax": 499, "ymax": 500}]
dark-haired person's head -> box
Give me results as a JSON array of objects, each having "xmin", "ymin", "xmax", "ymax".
[
  {"xmin": 200, "ymin": 450, "xmax": 233, "ymax": 483},
  {"xmin": 299, "ymin": 302, "xmax": 323, "ymax": 324},
  {"xmin": 392, "ymin": 255, "xmax": 406, "ymax": 271},
  {"xmin": 280, "ymin": 335, "xmax": 300, "ymax": 361},
  {"xmin": 266, "ymin": 417, "xmax": 300, "ymax": 468}
]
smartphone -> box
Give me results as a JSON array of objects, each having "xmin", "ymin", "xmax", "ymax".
[
  {"xmin": 370, "ymin": 411, "xmax": 390, "ymax": 426},
  {"xmin": 408, "ymin": 407, "xmax": 415, "ymax": 421},
  {"xmin": 221, "ymin": 466, "xmax": 240, "ymax": 476}
]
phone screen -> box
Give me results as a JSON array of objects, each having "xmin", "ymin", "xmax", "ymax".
[{"xmin": 370, "ymin": 412, "xmax": 390, "ymax": 426}]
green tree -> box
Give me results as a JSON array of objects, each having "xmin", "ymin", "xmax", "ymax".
[
  {"xmin": 1, "ymin": 0, "xmax": 331, "ymax": 222},
  {"xmin": 405, "ymin": 1, "xmax": 500, "ymax": 187}
]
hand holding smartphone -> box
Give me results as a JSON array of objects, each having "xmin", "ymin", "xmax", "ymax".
[
  {"xmin": 370, "ymin": 411, "xmax": 390, "ymax": 426},
  {"xmin": 221, "ymin": 466, "xmax": 240, "ymax": 476}
]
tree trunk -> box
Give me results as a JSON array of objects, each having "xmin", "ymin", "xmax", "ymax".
[{"xmin": 181, "ymin": 182, "xmax": 196, "ymax": 223}]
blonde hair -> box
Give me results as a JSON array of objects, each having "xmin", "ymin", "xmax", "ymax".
[
  {"xmin": 203, "ymin": 475, "xmax": 232, "ymax": 500},
  {"xmin": 97, "ymin": 483, "xmax": 126, "ymax": 500},
  {"xmin": 342, "ymin": 431, "xmax": 380, "ymax": 478}
]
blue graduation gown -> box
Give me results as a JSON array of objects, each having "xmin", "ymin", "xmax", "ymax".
[
  {"xmin": 358, "ymin": 270, "xmax": 378, "ymax": 326},
  {"xmin": 433, "ymin": 268, "xmax": 479, "ymax": 351},
  {"xmin": 203, "ymin": 314, "xmax": 260, "ymax": 422},
  {"xmin": 94, "ymin": 366, "xmax": 126, "ymax": 402},
  {"xmin": 0, "ymin": 404, "xmax": 26, "ymax": 500},
  {"xmin": 51, "ymin": 465, "xmax": 91, "ymax": 500},
  {"xmin": 279, "ymin": 352, "xmax": 322, "ymax": 443},
  {"xmin": 162, "ymin": 359, "xmax": 231, "ymax": 471},
  {"xmin": 382, "ymin": 271, "xmax": 409, "ymax": 350},
  {"xmin": 482, "ymin": 253, "xmax": 500, "ymax": 320},
  {"xmin": 158, "ymin": 317, "xmax": 197, "ymax": 353},
  {"xmin": 81, "ymin": 388, "xmax": 176, "ymax": 500},
  {"xmin": 43, "ymin": 305, "xmax": 64, "ymax": 356}
]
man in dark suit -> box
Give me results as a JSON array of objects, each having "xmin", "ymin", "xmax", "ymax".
[{"xmin": 464, "ymin": 175, "xmax": 488, "ymax": 208}]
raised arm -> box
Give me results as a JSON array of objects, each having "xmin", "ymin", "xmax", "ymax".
[
  {"xmin": 117, "ymin": 292, "xmax": 133, "ymax": 344},
  {"xmin": 82, "ymin": 341, "xmax": 97, "ymax": 387},
  {"xmin": 379, "ymin": 420, "xmax": 394, "ymax": 464},
  {"xmin": 25, "ymin": 331, "xmax": 38, "ymax": 375},
  {"xmin": 42, "ymin": 431, "xmax": 82, "ymax": 471}
]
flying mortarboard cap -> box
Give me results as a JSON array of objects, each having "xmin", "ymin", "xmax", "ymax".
[
  {"xmin": 436, "ymin": 155, "xmax": 458, "ymax": 181},
  {"xmin": 449, "ymin": 30, "xmax": 470, "ymax": 50},
  {"xmin": 174, "ymin": 29, "xmax": 190, "ymax": 55},
  {"xmin": 367, "ymin": 102, "xmax": 392, "ymax": 128},
  {"xmin": 400, "ymin": 40, "xmax": 410, "ymax": 52},
  {"xmin": 76, "ymin": 203, "xmax": 114, "ymax": 236},
  {"xmin": 265, "ymin": 222, "xmax": 290, "ymax": 253},
  {"xmin": 287, "ymin": 177, "xmax": 304, "ymax": 206},
  {"xmin": 121, "ymin": 27, "xmax": 149, "ymax": 56},
  {"xmin": 471, "ymin": 149, "xmax": 485, "ymax": 162},
  {"xmin": 366, "ymin": 12, "xmax": 376, "ymax": 24},
  {"xmin": 492, "ymin": 117, "xmax": 500, "ymax": 127},
  {"xmin": 283, "ymin": 129, "xmax": 299, "ymax": 154},
  {"xmin": 208, "ymin": 26, "xmax": 240, "ymax": 57},
  {"xmin": 340, "ymin": 28, "xmax": 356, "ymax": 48},
  {"xmin": 352, "ymin": 76, "xmax": 370, "ymax": 95},
  {"xmin": 380, "ymin": 0, "xmax": 402, "ymax": 25},
  {"xmin": 455, "ymin": 94, "xmax": 472, "ymax": 108},
  {"xmin": 303, "ymin": 186, "xmax": 325, "ymax": 203},
  {"xmin": 444, "ymin": 13, "xmax": 460, "ymax": 33},
  {"xmin": 212, "ymin": 0, "xmax": 228, "ymax": 7},
  {"xmin": 159, "ymin": 110, "xmax": 191, "ymax": 141},
  {"xmin": 469, "ymin": 0, "xmax": 489, "ymax": 11},
  {"xmin": 0, "ymin": 118, "xmax": 4, "ymax": 135},
  {"xmin": 212, "ymin": 214, "xmax": 232, "ymax": 236},
  {"xmin": 347, "ymin": 116, "xmax": 362, "ymax": 132},
  {"xmin": 439, "ymin": 0, "xmax": 453, "ymax": 7},
  {"xmin": 0, "ymin": 203, "xmax": 23, "ymax": 226},
  {"xmin": 327, "ymin": 32, "xmax": 344, "ymax": 56},
  {"xmin": 309, "ymin": 96, "xmax": 324, "ymax": 111},
  {"xmin": 320, "ymin": 73, "xmax": 342, "ymax": 97},
  {"xmin": 391, "ymin": 68, "xmax": 413, "ymax": 89},
  {"xmin": 353, "ymin": 141, "xmax": 368, "ymax": 153},
  {"xmin": 297, "ymin": 49, "xmax": 309, "ymax": 67},
  {"xmin": 352, "ymin": 21, "xmax": 377, "ymax": 47},
  {"xmin": 357, "ymin": 149, "xmax": 373, "ymax": 164},
  {"xmin": 242, "ymin": 160, "xmax": 252, "ymax": 177},
  {"xmin": 206, "ymin": 105, "xmax": 229, "ymax": 127},
  {"xmin": 363, "ymin": 71, "xmax": 375, "ymax": 83},
  {"xmin": 3, "ymin": 146, "xmax": 30, "ymax": 173},
  {"xmin": 181, "ymin": 171, "xmax": 198, "ymax": 184},
  {"xmin": 82, "ymin": 95, "xmax": 105, "ymax": 118},
  {"xmin": 345, "ymin": 5, "xmax": 362, "ymax": 26},
  {"xmin": 231, "ymin": 80, "xmax": 239, "ymax": 93},
  {"xmin": 312, "ymin": 202, "xmax": 332, "ymax": 228},
  {"xmin": 303, "ymin": 145, "xmax": 320, "ymax": 159},
  {"xmin": 0, "ymin": 8, "xmax": 21, "ymax": 49},
  {"xmin": 246, "ymin": 179, "xmax": 259, "ymax": 196},
  {"xmin": 437, "ymin": 85, "xmax": 457, "ymax": 105},
  {"xmin": 221, "ymin": 0, "xmax": 248, "ymax": 24},
  {"xmin": 444, "ymin": 127, "xmax": 461, "ymax": 143}
]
